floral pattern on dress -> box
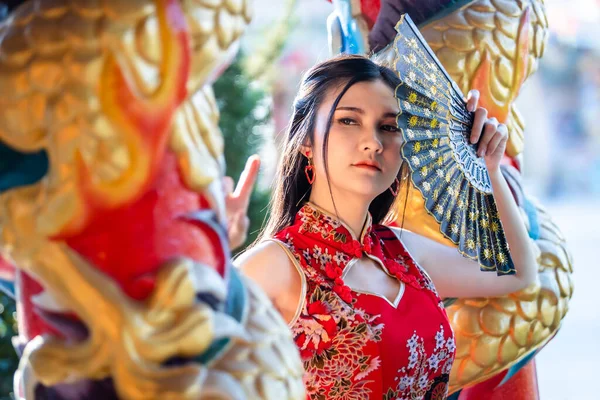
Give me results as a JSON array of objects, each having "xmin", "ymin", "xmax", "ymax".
[
  {"xmin": 292, "ymin": 285, "xmax": 384, "ymax": 400},
  {"xmin": 276, "ymin": 203, "xmax": 456, "ymax": 400},
  {"xmin": 385, "ymin": 325, "xmax": 455, "ymax": 400},
  {"xmin": 298, "ymin": 206, "xmax": 345, "ymax": 243}
]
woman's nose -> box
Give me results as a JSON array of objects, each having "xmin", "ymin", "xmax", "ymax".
[{"xmin": 362, "ymin": 128, "xmax": 383, "ymax": 153}]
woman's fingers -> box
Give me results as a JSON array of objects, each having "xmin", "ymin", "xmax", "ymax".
[
  {"xmin": 228, "ymin": 211, "xmax": 250, "ymax": 250},
  {"xmin": 234, "ymin": 155, "xmax": 261, "ymax": 211},
  {"xmin": 485, "ymin": 123, "xmax": 508, "ymax": 156},
  {"xmin": 466, "ymin": 89, "xmax": 480, "ymax": 112},
  {"xmin": 477, "ymin": 117, "xmax": 498, "ymax": 157},
  {"xmin": 224, "ymin": 155, "xmax": 260, "ymax": 250},
  {"xmin": 470, "ymin": 107, "xmax": 488, "ymax": 145},
  {"xmin": 223, "ymin": 176, "xmax": 234, "ymax": 195}
]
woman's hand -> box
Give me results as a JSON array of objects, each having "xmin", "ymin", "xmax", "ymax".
[
  {"xmin": 224, "ymin": 155, "xmax": 261, "ymax": 250},
  {"xmin": 466, "ymin": 89, "xmax": 509, "ymax": 172}
]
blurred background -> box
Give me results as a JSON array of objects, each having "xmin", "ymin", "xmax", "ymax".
[{"xmin": 0, "ymin": 0, "xmax": 597, "ymax": 398}]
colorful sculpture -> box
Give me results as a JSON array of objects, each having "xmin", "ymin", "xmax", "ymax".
[
  {"xmin": 0, "ymin": 0, "xmax": 304, "ymax": 398},
  {"xmin": 328, "ymin": 0, "xmax": 574, "ymax": 398},
  {"xmin": 0, "ymin": 0, "xmax": 575, "ymax": 397}
]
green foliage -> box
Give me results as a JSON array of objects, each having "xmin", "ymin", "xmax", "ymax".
[
  {"xmin": 0, "ymin": 291, "xmax": 17, "ymax": 399},
  {"xmin": 214, "ymin": 53, "xmax": 273, "ymax": 253}
]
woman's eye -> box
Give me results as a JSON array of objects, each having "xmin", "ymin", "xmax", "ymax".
[
  {"xmin": 381, "ymin": 124, "xmax": 400, "ymax": 133},
  {"xmin": 338, "ymin": 118, "xmax": 357, "ymax": 125}
]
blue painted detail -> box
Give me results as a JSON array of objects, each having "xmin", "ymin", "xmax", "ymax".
[
  {"xmin": 332, "ymin": 0, "xmax": 366, "ymax": 55},
  {"xmin": 327, "ymin": 13, "xmax": 344, "ymax": 54},
  {"xmin": 0, "ymin": 142, "xmax": 48, "ymax": 194},
  {"xmin": 499, "ymin": 350, "xmax": 538, "ymax": 386},
  {"xmin": 524, "ymin": 198, "xmax": 540, "ymax": 240},
  {"xmin": 447, "ymin": 390, "xmax": 462, "ymax": 400},
  {"xmin": 195, "ymin": 266, "xmax": 246, "ymax": 364},
  {"xmin": 0, "ymin": 279, "xmax": 14, "ymax": 298}
]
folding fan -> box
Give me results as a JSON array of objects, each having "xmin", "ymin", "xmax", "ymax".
[{"xmin": 392, "ymin": 14, "xmax": 515, "ymax": 275}]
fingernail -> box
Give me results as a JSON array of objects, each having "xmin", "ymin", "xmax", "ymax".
[{"xmin": 481, "ymin": 150, "xmax": 486, "ymax": 158}]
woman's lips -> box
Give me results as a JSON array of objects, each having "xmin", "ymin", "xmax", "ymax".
[{"xmin": 353, "ymin": 164, "xmax": 381, "ymax": 172}]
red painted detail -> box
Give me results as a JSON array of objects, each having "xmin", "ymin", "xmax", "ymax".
[
  {"xmin": 325, "ymin": 0, "xmax": 382, "ymax": 28},
  {"xmin": 458, "ymin": 360, "xmax": 539, "ymax": 400},
  {"xmin": 64, "ymin": 152, "xmax": 224, "ymax": 301},
  {"xmin": 0, "ymin": 255, "xmax": 15, "ymax": 281}
]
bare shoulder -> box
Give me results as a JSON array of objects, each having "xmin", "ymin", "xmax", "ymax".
[
  {"xmin": 234, "ymin": 241, "xmax": 297, "ymax": 291},
  {"xmin": 234, "ymin": 240, "xmax": 305, "ymax": 324},
  {"xmin": 235, "ymin": 240, "xmax": 292, "ymax": 270}
]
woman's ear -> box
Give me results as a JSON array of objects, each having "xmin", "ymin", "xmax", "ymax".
[{"xmin": 299, "ymin": 144, "xmax": 312, "ymax": 158}]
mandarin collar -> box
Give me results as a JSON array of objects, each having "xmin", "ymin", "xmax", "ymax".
[{"xmin": 295, "ymin": 202, "xmax": 374, "ymax": 258}]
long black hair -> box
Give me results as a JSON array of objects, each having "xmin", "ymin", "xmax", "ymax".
[{"xmin": 256, "ymin": 54, "xmax": 409, "ymax": 242}]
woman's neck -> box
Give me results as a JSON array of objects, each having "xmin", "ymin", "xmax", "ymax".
[{"xmin": 308, "ymin": 189, "xmax": 370, "ymax": 239}]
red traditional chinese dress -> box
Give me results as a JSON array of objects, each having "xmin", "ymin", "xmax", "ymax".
[{"xmin": 269, "ymin": 202, "xmax": 456, "ymax": 400}]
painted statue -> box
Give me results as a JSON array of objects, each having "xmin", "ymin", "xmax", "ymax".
[
  {"xmin": 327, "ymin": 0, "xmax": 574, "ymax": 398},
  {"xmin": 0, "ymin": 0, "xmax": 575, "ymax": 398},
  {"xmin": 0, "ymin": 0, "xmax": 304, "ymax": 398}
]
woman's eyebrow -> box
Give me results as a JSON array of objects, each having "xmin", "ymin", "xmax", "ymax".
[
  {"xmin": 336, "ymin": 106, "xmax": 398, "ymax": 119},
  {"xmin": 336, "ymin": 106, "xmax": 364, "ymax": 113}
]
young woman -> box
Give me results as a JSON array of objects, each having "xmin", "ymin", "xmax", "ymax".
[{"xmin": 230, "ymin": 55, "xmax": 537, "ymax": 399}]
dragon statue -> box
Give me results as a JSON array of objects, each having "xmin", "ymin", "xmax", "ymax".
[
  {"xmin": 0, "ymin": 0, "xmax": 304, "ymax": 399},
  {"xmin": 0, "ymin": 0, "xmax": 575, "ymax": 398},
  {"xmin": 327, "ymin": 0, "xmax": 574, "ymax": 398}
]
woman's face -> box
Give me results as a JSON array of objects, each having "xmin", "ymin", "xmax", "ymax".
[{"xmin": 308, "ymin": 79, "xmax": 403, "ymax": 201}]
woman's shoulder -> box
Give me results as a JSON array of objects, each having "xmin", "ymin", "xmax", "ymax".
[
  {"xmin": 235, "ymin": 239, "xmax": 290, "ymax": 265},
  {"xmin": 234, "ymin": 240, "xmax": 303, "ymax": 293},
  {"xmin": 234, "ymin": 239, "xmax": 306, "ymax": 324}
]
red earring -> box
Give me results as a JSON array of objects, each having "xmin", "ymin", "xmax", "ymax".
[
  {"xmin": 305, "ymin": 157, "xmax": 315, "ymax": 184},
  {"xmin": 389, "ymin": 177, "xmax": 400, "ymax": 196}
]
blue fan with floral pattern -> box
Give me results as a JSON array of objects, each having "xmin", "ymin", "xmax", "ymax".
[{"xmin": 391, "ymin": 14, "xmax": 515, "ymax": 275}]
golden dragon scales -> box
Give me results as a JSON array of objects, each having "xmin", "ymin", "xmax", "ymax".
[{"xmin": 0, "ymin": 0, "xmax": 304, "ymax": 399}]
